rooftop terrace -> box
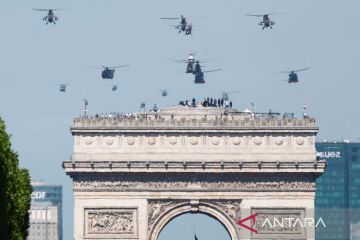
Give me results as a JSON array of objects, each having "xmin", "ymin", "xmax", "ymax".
[{"xmin": 72, "ymin": 105, "xmax": 316, "ymax": 130}]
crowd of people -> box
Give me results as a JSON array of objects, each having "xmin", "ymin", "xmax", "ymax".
[
  {"xmin": 93, "ymin": 112, "xmax": 138, "ymax": 119},
  {"xmin": 179, "ymin": 97, "xmax": 233, "ymax": 109}
]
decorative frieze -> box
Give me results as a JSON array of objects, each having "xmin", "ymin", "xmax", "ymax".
[
  {"xmin": 73, "ymin": 174, "xmax": 316, "ymax": 192},
  {"xmin": 77, "ymin": 134, "xmax": 312, "ymax": 148}
]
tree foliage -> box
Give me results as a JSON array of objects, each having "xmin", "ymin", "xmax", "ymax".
[{"xmin": 0, "ymin": 117, "xmax": 32, "ymax": 240}]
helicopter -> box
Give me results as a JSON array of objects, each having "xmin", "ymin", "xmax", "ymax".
[
  {"xmin": 160, "ymin": 89, "xmax": 168, "ymax": 97},
  {"xmin": 222, "ymin": 91, "xmax": 240, "ymax": 101},
  {"xmin": 172, "ymin": 53, "xmax": 218, "ymax": 74},
  {"xmin": 279, "ymin": 67, "xmax": 311, "ymax": 83},
  {"xmin": 58, "ymin": 83, "xmax": 69, "ymax": 92},
  {"xmin": 246, "ymin": 13, "xmax": 276, "ymax": 30},
  {"xmin": 33, "ymin": 8, "xmax": 62, "ymax": 24},
  {"xmin": 161, "ymin": 15, "xmax": 193, "ymax": 35},
  {"xmin": 172, "ymin": 53, "xmax": 196, "ymax": 73},
  {"xmin": 112, "ymin": 85, "xmax": 118, "ymax": 91},
  {"xmin": 193, "ymin": 61, "xmax": 221, "ymax": 84},
  {"xmin": 101, "ymin": 65, "xmax": 129, "ymax": 79}
]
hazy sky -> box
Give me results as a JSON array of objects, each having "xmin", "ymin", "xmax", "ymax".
[{"xmin": 1, "ymin": 0, "xmax": 360, "ymax": 239}]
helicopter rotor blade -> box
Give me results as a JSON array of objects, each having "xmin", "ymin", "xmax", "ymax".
[
  {"xmin": 33, "ymin": 8, "xmax": 50, "ymax": 11},
  {"xmin": 203, "ymin": 68, "xmax": 222, "ymax": 73},
  {"xmin": 170, "ymin": 59, "xmax": 189, "ymax": 63},
  {"xmin": 33, "ymin": 8, "xmax": 67, "ymax": 11},
  {"xmin": 198, "ymin": 58, "xmax": 219, "ymax": 63},
  {"xmin": 111, "ymin": 65, "xmax": 130, "ymax": 69},
  {"xmin": 161, "ymin": 17, "xmax": 180, "ymax": 20},
  {"xmin": 269, "ymin": 11, "xmax": 287, "ymax": 16},
  {"xmin": 245, "ymin": 14, "xmax": 263, "ymax": 17},
  {"xmin": 294, "ymin": 67, "xmax": 311, "ymax": 72}
]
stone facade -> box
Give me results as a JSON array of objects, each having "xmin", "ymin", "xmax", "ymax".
[{"xmin": 63, "ymin": 105, "xmax": 326, "ymax": 240}]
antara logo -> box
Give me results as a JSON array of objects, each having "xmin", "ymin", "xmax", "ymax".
[{"xmin": 237, "ymin": 213, "xmax": 326, "ymax": 234}]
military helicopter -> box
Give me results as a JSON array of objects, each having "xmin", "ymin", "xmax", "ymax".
[
  {"xmin": 246, "ymin": 13, "xmax": 276, "ymax": 30},
  {"xmin": 193, "ymin": 61, "xmax": 221, "ymax": 84},
  {"xmin": 33, "ymin": 8, "xmax": 62, "ymax": 24},
  {"xmin": 222, "ymin": 91, "xmax": 240, "ymax": 101},
  {"xmin": 161, "ymin": 15, "xmax": 193, "ymax": 35},
  {"xmin": 160, "ymin": 89, "xmax": 168, "ymax": 97},
  {"xmin": 101, "ymin": 65, "xmax": 129, "ymax": 79},
  {"xmin": 172, "ymin": 53, "xmax": 196, "ymax": 73},
  {"xmin": 58, "ymin": 83, "xmax": 69, "ymax": 92},
  {"xmin": 112, "ymin": 85, "xmax": 118, "ymax": 91},
  {"xmin": 172, "ymin": 53, "xmax": 218, "ymax": 74},
  {"xmin": 279, "ymin": 67, "xmax": 311, "ymax": 83}
]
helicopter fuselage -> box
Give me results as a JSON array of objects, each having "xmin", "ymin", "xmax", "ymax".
[
  {"xmin": 259, "ymin": 15, "xmax": 275, "ymax": 29},
  {"xmin": 102, "ymin": 68, "xmax": 115, "ymax": 79},
  {"xmin": 193, "ymin": 62, "xmax": 205, "ymax": 83},
  {"xmin": 288, "ymin": 72, "xmax": 299, "ymax": 83},
  {"xmin": 186, "ymin": 60, "xmax": 195, "ymax": 73},
  {"xmin": 59, "ymin": 84, "xmax": 66, "ymax": 92},
  {"xmin": 43, "ymin": 10, "xmax": 59, "ymax": 24},
  {"xmin": 194, "ymin": 72, "xmax": 205, "ymax": 84}
]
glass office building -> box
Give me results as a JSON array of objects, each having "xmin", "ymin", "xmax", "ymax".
[
  {"xmin": 316, "ymin": 142, "xmax": 360, "ymax": 240},
  {"xmin": 28, "ymin": 181, "xmax": 63, "ymax": 240}
]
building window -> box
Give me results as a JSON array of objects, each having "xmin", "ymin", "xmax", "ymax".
[
  {"xmin": 352, "ymin": 147, "xmax": 358, "ymax": 153},
  {"xmin": 352, "ymin": 155, "xmax": 358, "ymax": 161}
]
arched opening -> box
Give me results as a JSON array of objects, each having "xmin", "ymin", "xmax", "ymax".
[{"xmin": 158, "ymin": 213, "xmax": 232, "ymax": 240}]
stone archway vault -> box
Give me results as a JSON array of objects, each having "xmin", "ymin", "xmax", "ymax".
[{"xmin": 148, "ymin": 200, "xmax": 240, "ymax": 240}]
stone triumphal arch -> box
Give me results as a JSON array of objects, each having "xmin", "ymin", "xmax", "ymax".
[{"xmin": 63, "ymin": 105, "xmax": 326, "ymax": 240}]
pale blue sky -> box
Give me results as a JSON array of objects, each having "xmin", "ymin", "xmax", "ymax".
[{"xmin": 0, "ymin": 0, "xmax": 359, "ymax": 239}]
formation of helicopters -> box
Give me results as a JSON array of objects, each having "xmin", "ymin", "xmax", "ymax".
[{"xmin": 31, "ymin": 9, "xmax": 312, "ymax": 94}]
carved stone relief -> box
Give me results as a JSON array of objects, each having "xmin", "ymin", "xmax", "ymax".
[
  {"xmin": 105, "ymin": 137, "xmax": 115, "ymax": 146},
  {"xmin": 148, "ymin": 200, "xmax": 185, "ymax": 230},
  {"xmin": 211, "ymin": 137, "xmax": 220, "ymax": 145},
  {"xmin": 85, "ymin": 208, "xmax": 137, "ymax": 237},
  {"xmin": 126, "ymin": 136, "xmax": 135, "ymax": 145},
  {"xmin": 296, "ymin": 137, "xmax": 305, "ymax": 146},
  {"xmin": 232, "ymin": 137, "xmax": 241, "ymax": 145},
  {"xmin": 275, "ymin": 137, "xmax": 284, "ymax": 146},
  {"xmin": 147, "ymin": 200, "xmax": 241, "ymax": 231},
  {"xmin": 253, "ymin": 137, "xmax": 262, "ymax": 145},
  {"xmin": 168, "ymin": 136, "xmax": 177, "ymax": 145},
  {"xmin": 210, "ymin": 200, "xmax": 241, "ymax": 222},
  {"xmin": 148, "ymin": 137, "xmax": 156, "ymax": 145},
  {"xmin": 190, "ymin": 137, "xmax": 199, "ymax": 145},
  {"xmin": 84, "ymin": 137, "xmax": 93, "ymax": 145}
]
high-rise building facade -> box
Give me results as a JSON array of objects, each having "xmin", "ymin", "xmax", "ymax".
[
  {"xmin": 316, "ymin": 142, "xmax": 360, "ymax": 240},
  {"xmin": 28, "ymin": 181, "xmax": 62, "ymax": 240}
]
